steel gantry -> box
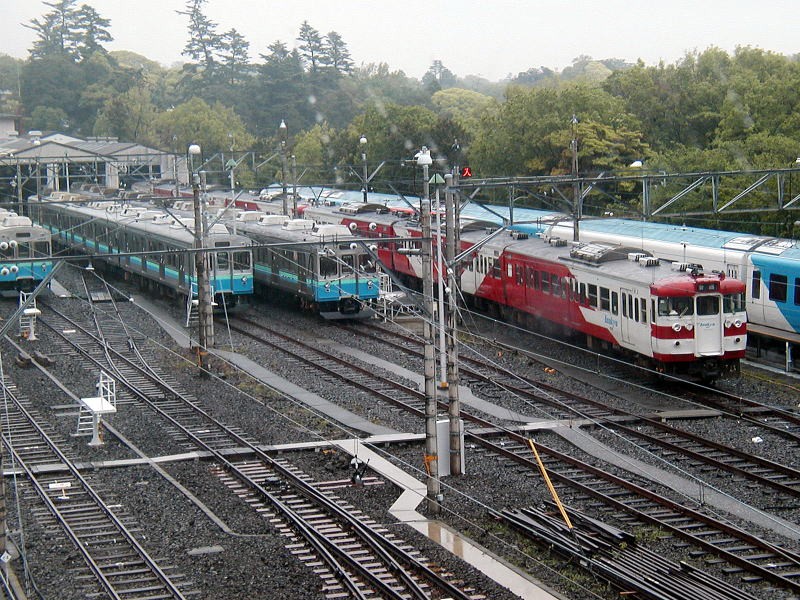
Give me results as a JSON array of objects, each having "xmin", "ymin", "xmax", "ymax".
[{"xmin": 449, "ymin": 166, "xmax": 800, "ymax": 224}]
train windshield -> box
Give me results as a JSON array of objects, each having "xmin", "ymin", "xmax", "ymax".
[
  {"xmin": 723, "ymin": 292, "xmax": 745, "ymax": 314},
  {"xmin": 320, "ymin": 256, "xmax": 338, "ymax": 277},
  {"xmin": 233, "ymin": 251, "xmax": 250, "ymax": 270},
  {"xmin": 658, "ymin": 296, "xmax": 694, "ymax": 317},
  {"xmin": 216, "ymin": 252, "xmax": 230, "ymax": 270},
  {"xmin": 696, "ymin": 295, "xmax": 720, "ymax": 316}
]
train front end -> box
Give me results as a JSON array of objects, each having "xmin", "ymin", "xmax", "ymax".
[{"xmin": 650, "ymin": 265, "xmax": 747, "ymax": 381}]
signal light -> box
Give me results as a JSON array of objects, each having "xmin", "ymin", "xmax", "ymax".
[{"xmin": 460, "ymin": 166, "xmax": 473, "ymax": 178}]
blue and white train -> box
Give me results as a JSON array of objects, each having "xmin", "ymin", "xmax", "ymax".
[
  {"xmin": 219, "ymin": 211, "xmax": 381, "ymax": 319},
  {"xmin": 0, "ymin": 209, "xmax": 53, "ymax": 296},
  {"xmin": 30, "ymin": 192, "xmax": 254, "ymax": 307}
]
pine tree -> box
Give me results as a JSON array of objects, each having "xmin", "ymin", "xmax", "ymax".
[
  {"xmin": 324, "ymin": 31, "xmax": 353, "ymax": 74},
  {"xmin": 297, "ymin": 21, "xmax": 324, "ymax": 74}
]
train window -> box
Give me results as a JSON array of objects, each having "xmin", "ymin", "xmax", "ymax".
[
  {"xmin": 533, "ymin": 270, "xmax": 540, "ymax": 290},
  {"xmin": 516, "ymin": 265, "xmax": 524, "ymax": 285},
  {"xmin": 639, "ymin": 298, "xmax": 647, "ymax": 322},
  {"xmin": 588, "ymin": 284, "xmax": 598, "ymax": 308},
  {"xmin": 320, "ymin": 256, "xmax": 337, "ymax": 277},
  {"xmin": 507, "ymin": 264, "xmax": 513, "ymax": 279},
  {"xmin": 751, "ymin": 270, "xmax": 761, "ymax": 299},
  {"xmin": 651, "ymin": 299, "xmax": 655, "ymax": 323},
  {"xmin": 490, "ymin": 259, "xmax": 501, "ymax": 278},
  {"xmin": 216, "ymin": 252, "xmax": 230, "ymax": 270},
  {"xmin": 612, "ymin": 292, "xmax": 618, "ymax": 315},
  {"xmin": 541, "ymin": 272, "xmax": 550, "ymax": 293},
  {"xmin": 697, "ymin": 296, "xmax": 719, "ymax": 315},
  {"xmin": 723, "ymin": 293, "xmax": 745, "ymax": 313},
  {"xmin": 768, "ymin": 273, "xmax": 787, "ymax": 303},
  {"xmin": 658, "ymin": 296, "xmax": 693, "ymax": 316},
  {"xmin": 795, "ymin": 278, "xmax": 800, "ymax": 306},
  {"xmin": 600, "ymin": 287, "xmax": 610, "ymax": 311},
  {"xmin": 551, "ymin": 275, "xmax": 562, "ymax": 297}
]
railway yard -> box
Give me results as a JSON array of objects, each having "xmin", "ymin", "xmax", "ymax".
[{"xmin": 1, "ymin": 262, "xmax": 799, "ymax": 600}]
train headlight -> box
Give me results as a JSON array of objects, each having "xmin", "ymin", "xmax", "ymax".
[
  {"xmin": 0, "ymin": 268, "xmax": 8, "ymax": 276},
  {"xmin": 672, "ymin": 323, "xmax": 682, "ymax": 332},
  {"xmin": 685, "ymin": 323, "xmax": 693, "ymax": 331},
  {"xmin": 349, "ymin": 222, "xmax": 357, "ymax": 231},
  {"xmin": 369, "ymin": 244, "xmax": 377, "ymax": 252},
  {"xmin": 241, "ymin": 276, "xmax": 248, "ymax": 284},
  {"xmin": 369, "ymin": 222, "xmax": 377, "ymax": 231},
  {"xmin": 9, "ymin": 240, "xmax": 17, "ymax": 249},
  {"xmin": 734, "ymin": 319, "xmax": 742, "ymax": 328},
  {"xmin": 10, "ymin": 265, "xmax": 18, "ymax": 274},
  {"xmin": 724, "ymin": 319, "xmax": 731, "ymax": 328},
  {"xmin": 324, "ymin": 282, "xmax": 331, "ymax": 292},
  {"xmin": 0, "ymin": 242, "xmax": 7, "ymax": 251},
  {"xmin": 350, "ymin": 242, "xmax": 358, "ymax": 250},
  {"xmin": 367, "ymin": 280, "xmax": 374, "ymax": 289}
]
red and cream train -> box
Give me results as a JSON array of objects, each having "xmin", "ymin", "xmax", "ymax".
[{"xmin": 304, "ymin": 202, "xmax": 747, "ymax": 380}]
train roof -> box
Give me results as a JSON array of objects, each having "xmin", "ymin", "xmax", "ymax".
[
  {"xmin": 557, "ymin": 218, "xmax": 800, "ymax": 257},
  {"xmin": 460, "ymin": 226, "xmax": 743, "ymax": 291}
]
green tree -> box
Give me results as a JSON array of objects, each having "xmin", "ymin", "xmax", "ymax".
[
  {"xmin": 219, "ymin": 28, "xmax": 250, "ymax": 85},
  {"xmin": 73, "ymin": 4, "xmax": 113, "ymax": 60},
  {"xmin": 469, "ymin": 84, "xmax": 648, "ymax": 177},
  {"xmin": 177, "ymin": 0, "xmax": 221, "ymax": 79},
  {"xmin": 324, "ymin": 31, "xmax": 353, "ymax": 74},
  {"xmin": 25, "ymin": 0, "xmax": 80, "ymax": 59},
  {"xmin": 152, "ymin": 97, "xmax": 254, "ymax": 155},
  {"xmin": 297, "ymin": 21, "xmax": 324, "ymax": 74}
]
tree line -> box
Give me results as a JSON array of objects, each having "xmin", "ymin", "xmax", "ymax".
[{"xmin": 3, "ymin": 0, "xmax": 800, "ymax": 229}]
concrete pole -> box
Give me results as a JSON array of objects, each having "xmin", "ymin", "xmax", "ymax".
[
  {"xmin": 421, "ymin": 196, "xmax": 440, "ymax": 514},
  {"xmin": 445, "ymin": 173, "xmax": 462, "ymax": 475},
  {"xmin": 193, "ymin": 177, "xmax": 214, "ymax": 375}
]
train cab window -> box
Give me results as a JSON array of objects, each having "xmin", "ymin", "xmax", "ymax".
[
  {"xmin": 516, "ymin": 265, "xmax": 524, "ymax": 286},
  {"xmin": 320, "ymin": 256, "xmax": 338, "ymax": 277},
  {"xmin": 233, "ymin": 251, "xmax": 250, "ymax": 270},
  {"xmin": 579, "ymin": 282, "xmax": 586, "ymax": 303},
  {"xmin": 768, "ymin": 273, "xmax": 788, "ymax": 303},
  {"xmin": 639, "ymin": 298, "xmax": 647, "ymax": 322},
  {"xmin": 587, "ymin": 284, "xmax": 598, "ymax": 308},
  {"xmin": 342, "ymin": 254, "xmax": 355, "ymax": 272},
  {"xmin": 751, "ymin": 270, "xmax": 761, "ymax": 299},
  {"xmin": 723, "ymin": 293, "xmax": 744, "ymax": 313},
  {"xmin": 600, "ymin": 287, "xmax": 610, "ymax": 311},
  {"xmin": 697, "ymin": 296, "xmax": 719, "ymax": 316},
  {"xmin": 658, "ymin": 296, "xmax": 693, "ymax": 316},
  {"xmin": 216, "ymin": 252, "xmax": 230, "ymax": 270},
  {"xmin": 611, "ymin": 291, "xmax": 618, "ymax": 315}
]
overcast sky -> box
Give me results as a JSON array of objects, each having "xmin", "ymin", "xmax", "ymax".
[{"xmin": 2, "ymin": 0, "xmax": 798, "ymax": 81}]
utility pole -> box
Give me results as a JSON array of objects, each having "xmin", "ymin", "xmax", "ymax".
[
  {"xmin": 189, "ymin": 145, "xmax": 214, "ymax": 375},
  {"xmin": 291, "ymin": 154, "xmax": 297, "ymax": 216},
  {"xmin": 571, "ymin": 114, "xmax": 580, "ymax": 242},
  {"xmin": 445, "ymin": 173, "xmax": 462, "ymax": 475},
  {"xmin": 418, "ymin": 147, "xmax": 440, "ymax": 515},
  {"xmin": 279, "ymin": 120, "xmax": 288, "ymax": 216},
  {"xmin": 420, "ymin": 197, "xmax": 440, "ymax": 515}
]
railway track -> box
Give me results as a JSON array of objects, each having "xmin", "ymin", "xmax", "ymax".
[
  {"xmin": 29, "ymin": 293, "xmax": 480, "ymax": 599},
  {"xmin": 343, "ymin": 322, "xmax": 800, "ymax": 505},
  {"xmin": 0, "ymin": 365, "xmax": 194, "ymax": 599}
]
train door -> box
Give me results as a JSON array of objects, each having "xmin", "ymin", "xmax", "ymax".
[
  {"xmin": 694, "ymin": 295, "xmax": 723, "ymax": 355},
  {"xmin": 620, "ymin": 288, "xmax": 635, "ymax": 345}
]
